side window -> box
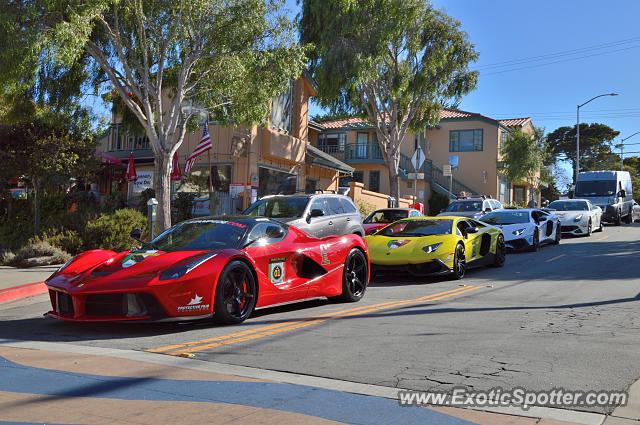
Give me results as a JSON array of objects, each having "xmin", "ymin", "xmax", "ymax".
[
  {"xmin": 339, "ymin": 197, "xmax": 358, "ymax": 214},
  {"xmin": 410, "ymin": 210, "xmax": 421, "ymax": 217},
  {"xmin": 309, "ymin": 198, "xmax": 329, "ymax": 216},
  {"xmin": 494, "ymin": 200, "xmax": 503, "ymax": 209},
  {"xmin": 247, "ymin": 222, "xmax": 287, "ymax": 244},
  {"xmin": 327, "ymin": 197, "xmax": 345, "ymax": 215},
  {"xmin": 470, "ymin": 219, "xmax": 485, "ymax": 228},
  {"xmin": 457, "ymin": 220, "xmax": 471, "ymax": 234}
]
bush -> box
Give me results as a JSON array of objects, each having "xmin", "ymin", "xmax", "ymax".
[
  {"xmin": 28, "ymin": 228, "xmax": 84, "ymax": 255},
  {"xmin": 174, "ymin": 192, "xmax": 196, "ymax": 223},
  {"xmin": 84, "ymin": 208, "xmax": 147, "ymax": 251},
  {"xmin": 0, "ymin": 218, "xmax": 33, "ymax": 251},
  {"xmin": 428, "ymin": 191, "xmax": 450, "ymax": 216},
  {"xmin": 0, "ymin": 250, "xmax": 15, "ymax": 266},
  {"xmin": 356, "ymin": 200, "xmax": 376, "ymax": 218},
  {"xmin": 11, "ymin": 241, "xmax": 70, "ymax": 268}
]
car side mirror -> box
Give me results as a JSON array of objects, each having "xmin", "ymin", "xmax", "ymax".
[
  {"xmin": 309, "ymin": 208, "xmax": 324, "ymax": 218},
  {"xmin": 618, "ymin": 190, "xmax": 626, "ymax": 198},
  {"xmin": 483, "ymin": 208, "xmax": 491, "ymax": 213},
  {"xmin": 130, "ymin": 227, "xmax": 142, "ymax": 241},
  {"xmin": 466, "ymin": 226, "xmax": 478, "ymax": 234}
]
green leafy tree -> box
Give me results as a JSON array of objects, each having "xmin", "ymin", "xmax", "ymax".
[
  {"xmin": 0, "ymin": 112, "xmax": 98, "ymax": 233},
  {"xmin": 546, "ymin": 124, "xmax": 620, "ymax": 184},
  {"xmin": 1, "ymin": 0, "xmax": 306, "ymax": 231},
  {"xmin": 499, "ymin": 128, "xmax": 543, "ymax": 187},
  {"xmin": 301, "ymin": 0, "xmax": 478, "ymax": 199},
  {"xmin": 622, "ymin": 156, "xmax": 640, "ymax": 200}
]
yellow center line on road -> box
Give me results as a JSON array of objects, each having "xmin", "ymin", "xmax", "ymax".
[
  {"xmin": 545, "ymin": 254, "xmax": 566, "ymax": 263},
  {"xmin": 149, "ymin": 285, "xmax": 482, "ymax": 356}
]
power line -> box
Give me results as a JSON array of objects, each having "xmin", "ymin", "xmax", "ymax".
[{"xmin": 474, "ymin": 36, "xmax": 640, "ymax": 70}]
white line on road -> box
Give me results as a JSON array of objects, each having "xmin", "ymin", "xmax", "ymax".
[{"xmin": 545, "ymin": 254, "xmax": 567, "ymax": 263}]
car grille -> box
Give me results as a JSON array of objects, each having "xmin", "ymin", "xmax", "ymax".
[
  {"xmin": 561, "ymin": 225, "xmax": 579, "ymax": 232},
  {"xmin": 85, "ymin": 293, "xmax": 165, "ymax": 318},
  {"xmin": 506, "ymin": 239, "xmax": 530, "ymax": 250}
]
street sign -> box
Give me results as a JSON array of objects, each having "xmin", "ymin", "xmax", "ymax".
[
  {"xmin": 442, "ymin": 164, "xmax": 452, "ymax": 177},
  {"xmin": 407, "ymin": 173, "xmax": 425, "ymax": 180},
  {"xmin": 411, "ymin": 147, "xmax": 425, "ymax": 171},
  {"xmin": 448, "ymin": 155, "xmax": 459, "ymax": 169}
]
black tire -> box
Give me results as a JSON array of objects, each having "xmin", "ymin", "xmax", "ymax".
[
  {"xmin": 614, "ymin": 209, "xmax": 622, "ymax": 226},
  {"xmin": 623, "ymin": 210, "xmax": 633, "ymax": 224},
  {"xmin": 584, "ymin": 219, "xmax": 592, "ymax": 237},
  {"xmin": 596, "ymin": 218, "xmax": 604, "ymax": 232},
  {"xmin": 213, "ymin": 261, "xmax": 257, "ymax": 325},
  {"xmin": 450, "ymin": 243, "xmax": 466, "ymax": 279},
  {"xmin": 528, "ymin": 231, "xmax": 540, "ymax": 252},
  {"xmin": 491, "ymin": 234, "xmax": 506, "ymax": 267},
  {"xmin": 554, "ymin": 223, "xmax": 562, "ymax": 244},
  {"xmin": 336, "ymin": 248, "xmax": 368, "ymax": 302}
]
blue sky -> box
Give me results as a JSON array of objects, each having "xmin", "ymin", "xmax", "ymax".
[{"xmin": 301, "ymin": 0, "xmax": 640, "ymax": 149}]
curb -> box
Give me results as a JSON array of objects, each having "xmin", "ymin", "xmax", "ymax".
[{"xmin": 0, "ymin": 281, "xmax": 47, "ymax": 303}]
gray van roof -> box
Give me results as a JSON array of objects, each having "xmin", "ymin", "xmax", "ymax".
[{"xmin": 577, "ymin": 170, "xmax": 630, "ymax": 181}]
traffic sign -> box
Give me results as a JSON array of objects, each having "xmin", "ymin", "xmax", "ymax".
[
  {"xmin": 442, "ymin": 164, "xmax": 452, "ymax": 176},
  {"xmin": 411, "ymin": 147, "xmax": 425, "ymax": 171}
]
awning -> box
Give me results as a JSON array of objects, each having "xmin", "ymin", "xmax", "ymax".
[
  {"xmin": 305, "ymin": 143, "xmax": 354, "ymax": 174},
  {"xmin": 95, "ymin": 151, "xmax": 122, "ymax": 165}
]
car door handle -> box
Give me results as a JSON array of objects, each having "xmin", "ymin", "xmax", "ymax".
[
  {"xmin": 346, "ymin": 217, "xmax": 351, "ymax": 221},
  {"xmin": 328, "ymin": 221, "xmax": 333, "ymax": 225}
]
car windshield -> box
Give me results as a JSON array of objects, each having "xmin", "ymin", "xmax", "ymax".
[
  {"xmin": 548, "ymin": 201, "xmax": 589, "ymax": 211},
  {"xmin": 150, "ymin": 219, "xmax": 248, "ymax": 251},
  {"xmin": 482, "ymin": 211, "xmax": 530, "ymax": 225},
  {"xmin": 243, "ymin": 196, "xmax": 309, "ymax": 218},
  {"xmin": 443, "ymin": 201, "xmax": 482, "ymax": 212},
  {"xmin": 380, "ymin": 220, "xmax": 452, "ymax": 237},
  {"xmin": 575, "ymin": 180, "xmax": 616, "ymax": 197},
  {"xmin": 364, "ymin": 210, "xmax": 408, "ymax": 224}
]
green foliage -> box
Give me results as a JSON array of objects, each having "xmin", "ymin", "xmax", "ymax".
[
  {"xmin": 301, "ymin": 0, "xmax": 478, "ymax": 198},
  {"xmin": 11, "ymin": 241, "xmax": 71, "ymax": 268},
  {"xmin": 499, "ymin": 129, "xmax": 543, "ymax": 185},
  {"xmin": 428, "ymin": 191, "xmax": 450, "ymax": 215},
  {"xmin": 623, "ymin": 156, "xmax": 640, "ymax": 201},
  {"xmin": 84, "ymin": 209, "xmax": 148, "ymax": 252},
  {"xmin": 102, "ymin": 191, "xmax": 128, "ymax": 212},
  {"xmin": 356, "ymin": 200, "xmax": 376, "ymax": 218},
  {"xmin": 137, "ymin": 188, "xmax": 156, "ymax": 214},
  {"xmin": 0, "ymin": 218, "xmax": 33, "ymax": 251},
  {"xmin": 174, "ymin": 192, "xmax": 197, "ymax": 223},
  {"xmin": 0, "ymin": 250, "xmax": 16, "ymax": 266},
  {"xmin": 546, "ymin": 124, "xmax": 620, "ymax": 183},
  {"xmin": 28, "ymin": 229, "xmax": 84, "ymax": 255}
]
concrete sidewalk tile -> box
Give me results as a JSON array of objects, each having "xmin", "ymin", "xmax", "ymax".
[
  {"xmin": 602, "ymin": 416, "xmax": 640, "ymax": 424},
  {"xmin": 0, "ymin": 346, "xmax": 260, "ymax": 382},
  {"xmin": 430, "ymin": 406, "xmax": 538, "ymax": 424},
  {"xmin": 611, "ymin": 379, "xmax": 640, "ymax": 421}
]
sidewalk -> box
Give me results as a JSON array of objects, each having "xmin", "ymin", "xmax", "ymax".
[
  {"xmin": 0, "ymin": 342, "xmax": 583, "ymax": 425},
  {"xmin": 0, "ymin": 265, "xmax": 59, "ymax": 302}
]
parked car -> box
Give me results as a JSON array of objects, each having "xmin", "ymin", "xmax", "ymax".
[
  {"xmin": 575, "ymin": 170, "xmax": 633, "ymax": 225},
  {"xmin": 243, "ymin": 194, "xmax": 365, "ymax": 238},
  {"xmin": 437, "ymin": 196, "xmax": 502, "ymax": 219},
  {"xmin": 45, "ymin": 217, "xmax": 369, "ymax": 325},
  {"xmin": 480, "ymin": 209, "xmax": 561, "ymax": 251},
  {"xmin": 545, "ymin": 199, "xmax": 603, "ymax": 236},
  {"xmin": 362, "ymin": 208, "xmax": 422, "ymax": 235},
  {"xmin": 632, "ymin": 201, "xmax": 640, "ymax": 223},
  {"xmin": 365, "ymin": 216, "xmax": 506, "ymax": 279}
]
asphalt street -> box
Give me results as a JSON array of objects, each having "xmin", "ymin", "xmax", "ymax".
[{"xmin": 2, "ymin": 222, "xmax": 639, "ymax": 416}]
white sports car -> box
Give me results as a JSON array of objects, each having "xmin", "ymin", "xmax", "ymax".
[
  {"xmin": 480, "ymin": 209, "xmax": 561, "ymax": 252},
  {"xmin": 546, "ymin": 199, "xmax": 603, "ymax": 236}
]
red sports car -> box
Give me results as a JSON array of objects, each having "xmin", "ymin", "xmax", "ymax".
[
  {"xmin": 363, "ymin": 208, "xmax": 423, "ymax": 235},
  {"xmin": 45, "ymin": 217, "xmax": 369, "ymax": 324}
]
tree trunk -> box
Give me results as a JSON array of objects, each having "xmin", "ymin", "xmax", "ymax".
[
  {"xmin": 33, "ymin": 180, "xmax": 40, "ymax": 235},
  {"xmin": 388, "ymin": 153, "xmax": 401, "ymax": 204},
  {"xmin": 154, "ymin": 153, "xmax": 172, "ymax": 232}
]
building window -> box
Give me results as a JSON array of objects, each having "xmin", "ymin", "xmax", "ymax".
[
  {"xmin": 449, "ymin": 129, "xmax": 483, "ymax": 152},
  {"xmin": 211, "ymin": 164, "xmax": 232, "ymax": 192},
  {"xmin": 498, "ymin": 175, "xmax": 511, "ymax": 204},
  {"xmin": 356, "ymin": 132, "xmax": 369, "ymax": 158},
  {"xmin": 353, "ymin": 171, "xmax": 364, "ymax": 183},
  {"xmin": 271, "ymin": 80, "xmax": 293, "ymax": 133},
  {"xmin": 319, "ymin": 133, "xmax": 346, "ymax": 152},
  {"xmin": 258, "ymin": 166, "xmax": 296, "ymax": 197},
  {"xmin": 500, "ymin": 130, "xmax": 508, "ymax": 147},
  {"xmin": 369, "ymin": 170, "xmax": 380, "ymax": 193},
  {"xmin": 305, "ymin": 178, "xmax": 317, "ymax": 194}
]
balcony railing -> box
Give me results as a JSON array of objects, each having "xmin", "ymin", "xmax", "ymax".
[
  {"xmin": 108, "ymin": 124, "xmax": 150, "ymax": 152},
  {"xmin": 318, "ymin": 142, "xmax": 383, "ymax": 163}
]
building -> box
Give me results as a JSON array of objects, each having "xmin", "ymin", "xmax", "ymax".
[
  {"xmin": 309, "ymin": 108, "xmax": 540, "ymax": 208},
  {"xmin": 96, "ymin": 76, "xmax": 354, "ymax": 212}
]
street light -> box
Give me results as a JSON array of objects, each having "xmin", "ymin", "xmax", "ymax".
[
  {"xmin": 617, "ymin": 131, "xmax": 640, "ymax": 170},
  {"xmin": 576, "ymin": 92, "xmax": 618, "ymax": 181}
]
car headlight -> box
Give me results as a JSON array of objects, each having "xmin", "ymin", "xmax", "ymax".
[
  {"xmin": 159, "ymin": 253, "xmax": 217, "ymax": 280},
  {"xmin": 422, "ymin": 243, "xmax": 442, "ymax": 254},
  {"xmin": 512, "ymin": 228, "xmax": 526, "ymax": 236},
  {"xmin": 574, "ymin": 214, "xmax": 583, "ymax": 222}
]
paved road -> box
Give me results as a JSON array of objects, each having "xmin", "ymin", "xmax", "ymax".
[{"xmin": 2, "ymin": 223, "xmax": 639, "ymax": 416}]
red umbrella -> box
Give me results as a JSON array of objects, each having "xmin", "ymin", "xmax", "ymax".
[
  {"xmin": 126, "ymin": 152, "xmax": 137, "ymax": 182},
  {"xmin": 170, "ymin": 153, "xmax": 182, "ymax": 181}
]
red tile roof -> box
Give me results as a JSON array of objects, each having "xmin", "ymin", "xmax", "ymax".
[
  {"xmin": 310, "ymin": 109, "xmax": 532, "ymax": 130},
  {"xmin": 498, "ymin": 117, "xmax": 532, "ymax": 127}
]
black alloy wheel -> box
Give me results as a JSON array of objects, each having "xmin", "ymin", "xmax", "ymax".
[
  {"xmin": 336, "ymin": 249, "xmax": 368, "ymax": 302},
  {"xmin": 491, "ymin": 235, "xmax": 506, "ymax": 267},
  {"xmin": 214, "ymin": 261, "xmax": 257, "ymax": 324},
  {"xmin": 451, "ymin": 244, "xmax": 466, "ymax": 279}
]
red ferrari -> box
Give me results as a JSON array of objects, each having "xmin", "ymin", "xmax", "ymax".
[
  {"xmin": 363, "ymin": 208, "xmax": 423, "ymax": 235},
  {"xmin": 45, "ymin": 217, "xmax": 369, "ymax": 324}
]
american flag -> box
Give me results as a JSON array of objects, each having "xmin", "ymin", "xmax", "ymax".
[{"xmin": 184, "ymin": 120, "xmax": 212, "ymax": 175}]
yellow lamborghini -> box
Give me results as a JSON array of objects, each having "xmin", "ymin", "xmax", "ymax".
[{"xmin": 364, "ymin": 216, "xmax": 506, "ymax": 279}]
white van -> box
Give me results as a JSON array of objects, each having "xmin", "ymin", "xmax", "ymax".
[{"xmin": 574, "ymin": 171, "xmax": 633, "ymax": 225}]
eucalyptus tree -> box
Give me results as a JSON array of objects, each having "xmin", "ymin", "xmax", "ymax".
[
  {"xmin": 301, "ymin": 0, "xmax": 478, "ymax": 199},
  {"xmin": 1, "ymin": 0, "xmax": 306, "ymax": 230}
]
